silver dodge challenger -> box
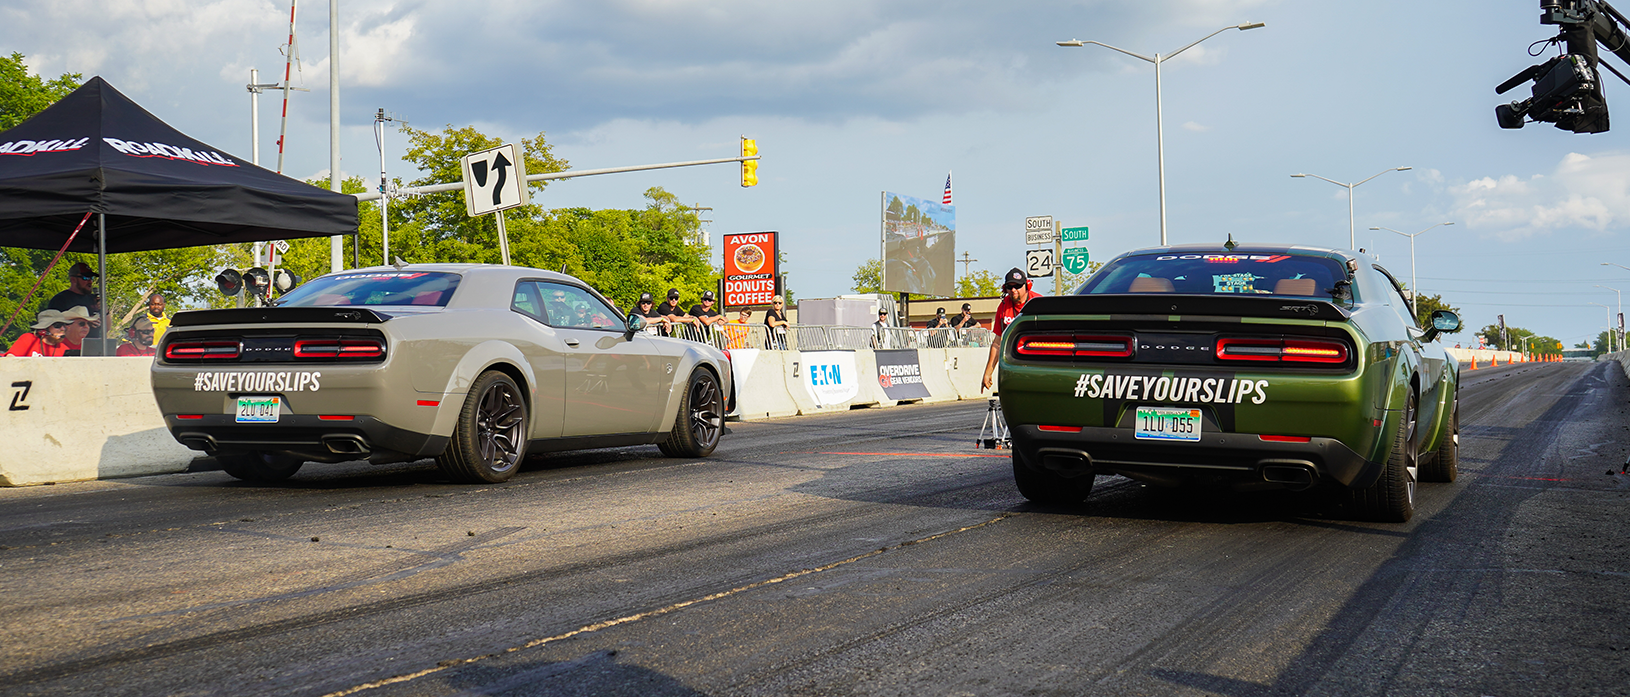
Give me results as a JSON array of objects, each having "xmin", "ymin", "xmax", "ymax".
[{"xmin": 150, "ymin": 264, "xmax": 732, "ymax": 483}]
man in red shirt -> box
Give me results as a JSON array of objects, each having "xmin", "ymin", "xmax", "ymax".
[
  {"xmin": 982, "ymin": 267, "xmax": 1041, "ymax": 391},
  {"xmin": 4, "ymin": 310, "xmax": 71, "ymax": 358},
  {"xmin": 116, "ymin": 316, "xmax": 157, "ymax": 357}
]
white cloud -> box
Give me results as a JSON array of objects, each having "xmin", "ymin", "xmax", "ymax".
[
  {"xmin": 1182, "ymin": 121, "xmax": 1211, "ymax": 132},
  {"xmin": 1451, "ymin": 151, "xmax": 1630, "ymax": 240}
]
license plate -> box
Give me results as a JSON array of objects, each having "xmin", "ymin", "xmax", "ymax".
[
  {"xmin": 1135, "ymin": 406, "xmax": 1202, "ymax": 442},
  {"xmin": 236, "ymin": 395, "xmax": 282, "ymax": 423}
]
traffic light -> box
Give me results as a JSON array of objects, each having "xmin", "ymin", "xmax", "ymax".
[{"xmin": 740, "ymin": 136, "xmax": 758, "ymax": 187}]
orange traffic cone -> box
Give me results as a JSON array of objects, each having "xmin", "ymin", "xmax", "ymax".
[{"xmin": 1469, "ymin": 355, "xmax": 1478, "ymax": 370}]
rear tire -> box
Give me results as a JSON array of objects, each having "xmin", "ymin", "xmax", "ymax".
[
  {"xmin": 1012, "ymin": 450, "xmax": 1095, "ymax": 505},
  {"xmin": 437, "ymin": 370, "xmax": 527, "ymax": 484},
  {"xmin": 217, "ymin": 451, "xmax": 303, "ymax": 482},
  {"xmin": 1421, "ymin": 399, "xmax": 1458, "ymax": 483},
  {"xmin": 660, "ymin": 369, "xmax": 724, "ymax": 458},
  {"xmin": 1352, "ymin": 390, "xmax": 1417, "ymax": 522}
]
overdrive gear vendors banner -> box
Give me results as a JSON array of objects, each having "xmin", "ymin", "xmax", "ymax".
[{"xmin": 874, "ymin": 349, "xmax": 930, "ymax": 401}]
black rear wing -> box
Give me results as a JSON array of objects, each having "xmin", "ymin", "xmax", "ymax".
[
  {"xmin": 1021, "ymin": 294, "xmax": 1352, "ymax": 321},
  {"xmin": 171, "ymin": 307, "xmax": 393, "ymax": 327}
]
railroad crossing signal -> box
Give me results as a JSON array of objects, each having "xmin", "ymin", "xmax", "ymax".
[
  {"xmin": 460, "ymin": 143, "xmax": 529, "ymax": 217},
  {"xmin": 741, "ymin": 137, "xmax": 758, "ymax": 187}
]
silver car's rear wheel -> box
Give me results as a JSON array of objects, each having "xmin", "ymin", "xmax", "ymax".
[
  {"xmin": 438, "ymin": 370, "xmax": 527, "ymax": 484},
  {"xmin": 659, "ymin": 369, "xmax": 723, "ymax": 458}
]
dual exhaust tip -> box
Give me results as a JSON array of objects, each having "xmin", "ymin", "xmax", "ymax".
[{"xmin": 176, "ymin": 433, "xmax": 371, "ymax": 457}]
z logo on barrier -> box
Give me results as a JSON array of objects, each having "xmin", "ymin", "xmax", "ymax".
[{"xmin": 10, "ymin": 381, "xmax": 32, "ymax": 411}]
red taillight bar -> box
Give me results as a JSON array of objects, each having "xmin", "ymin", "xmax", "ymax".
[
  {"xmin": 1216, "ymin": 337, "xmax": 1348, "ymax": 364},
  {"xmin": 293, "ymin": 339, "xmax": 386, "ymax": 359},
  {"xmin": 1015, "ymin": 334, "xmax": 1133, "ymax": 358},
  {"xmin": 164, "ymin": 340, "xmax": 241, "ymax": 360}
]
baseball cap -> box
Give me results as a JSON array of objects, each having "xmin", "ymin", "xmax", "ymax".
[
  {"xmin": 667, "ymin": 288, "xmax": 680, "ymax": 300},
  {"xmin": 131, "ymin": 315, "xmax": 154, "ymax": 331},
  {"xmin": 701, "ymin": 290, "xmax": 715, "ymax": 301},
  {"xmin": 962, "ymin": 303, "xmax": 972, "ymax": 311},
  {"xmin": 638, "ymin": 292, "xmax": 654, "ymax": 304},
  {"xmin": 878, "ymin": 308, "xmax": 889, "ymax": 316},
  {"xmin": 31, "ymin": 309, "xmax": 67, "ymax": 329},
  {"xmin": 1003, "ymin": 267, "xmax": 1027, "ymax": 289},
  {"xmin": 68, "ymin": 261, "xmax": 97, "ymax": 279},
  {"xmin": 937, "ymin": 307, "xmax": 945, "ymax": 315}
]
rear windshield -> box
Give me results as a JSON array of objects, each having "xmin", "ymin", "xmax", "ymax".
[
  {"xmin": 275, "ymin": 271, "xmax": 461, "ymax": 307},
  {"xmin": 1078, "ymin": 252, "xmax": 1348, "ymax": 300}
]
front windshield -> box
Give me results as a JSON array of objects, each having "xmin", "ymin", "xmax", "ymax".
[
  {"xmin": 1078, "ymin": 252, "xmax": 1349, "ymax": 301},
  {"xmin": 275, "ymin": 271, "xmax": 462, "ymax": 307}
]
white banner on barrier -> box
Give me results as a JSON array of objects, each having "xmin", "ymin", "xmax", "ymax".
[
  {"xmin": 731, "ymin": 348, "xmax": 760, "ymax": 389},
  {"xmin": 800, "ymin": 350, "xmax": 858, "ymax": 407}
]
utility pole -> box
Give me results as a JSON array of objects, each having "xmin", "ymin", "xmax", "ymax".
[
  {"xmin": 328, "ymin": 0, "xmax": 343, "ymax": 273},
  {"xmin": 247, "ymin": 69, "xmax": 280, "ymax": 268},
  {"xmin": 690, "ymin": 204, "xmax": 713, "ymax": 249},
  {"xmin": 375, "ymin": 108, "xmax": 405, "ymax": 267},
  {"xmin": 958, "ymin": 251, "xmax": 979, "ymax": 279}
]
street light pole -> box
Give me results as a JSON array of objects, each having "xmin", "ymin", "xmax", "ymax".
[
  {"xmin": 1293, "ymin": 167, "xmax": 1413, "ymax": 250},
  {"xmin": 1599, "ymin": 262, "xmax": 1630, "ymax": 349},
  {"xmin": 1370, "ymin": 222, "xmax": 1453, "ymax": 319},
  {"xmin": 1595, "ymin": 284, "xmax": 1621, "ymax": 353},
  {"xmin": 1058, "ymin": 22, "xmax": 1265, "ymax": 247},
  {"xmin": 1589, "ymin": 302, "xmax": 1613, "ymax": 353}
]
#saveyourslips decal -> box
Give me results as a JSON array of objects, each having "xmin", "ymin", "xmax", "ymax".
[
  {"xmin": 874, "ymin": 349, "xmax": 930, "ymax": 401},
  {"xmin": 800, "ymin": 351, "xmax": 858, "ymax": 407}
]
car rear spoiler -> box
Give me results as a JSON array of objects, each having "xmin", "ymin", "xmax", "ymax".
[
  {"xmin": 1021, "ymin": 294, "xmax": 1352, "ymax": 321},
  {"xmin": 171, "ymin": 307, "xmax": 394, "ymax": 327}
]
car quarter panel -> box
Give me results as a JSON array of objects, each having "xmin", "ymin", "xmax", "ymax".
[{"xmin": 652, "ymin": 343, "xmax": 732, "ymax": 435}]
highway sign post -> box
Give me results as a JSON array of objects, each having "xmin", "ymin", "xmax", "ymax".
[{"xmin": 461, "ymin": 144, "xmax": 530, "ymax": 265}]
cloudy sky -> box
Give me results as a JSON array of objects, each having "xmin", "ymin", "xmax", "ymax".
[{"xmin": 5, "ymin": 0, "xmax": 1629, "ymax": 346}]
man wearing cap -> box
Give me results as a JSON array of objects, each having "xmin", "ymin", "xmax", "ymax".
[
  {"xmin": 982, "ymin": 267, "xmax": 1041, "ymax": 391},
  {"xmin": 656, "ymin": 289, "xmax": 698, "ymax": 336},
  {"xmin": 634, "ymin": 292, "xmax": 671, "ymax": 335},
  {"xmin": 927, "ymin": 307, "xmax": 951, "ymax": 347},
  {"xmin": 117, "ymin": 316, "xmax": 157, "ymax": 357},
  {"xmin": 4, "ymin": 310, "xmax": 71, "ymax": 358},
  {"xmin": 872, "ymin": 308, "xmax": 892, "ymax": 349},
  {"xmin": 47, "ymin": 262, "xmax": 102, "ymax": 339},
  {"xmin": 952, "ymin": 303, "xmax": 980, "ymax": 330},
  {"xmin": 688, "ymin": 291, "xmax": 724, "ymax": 328}
]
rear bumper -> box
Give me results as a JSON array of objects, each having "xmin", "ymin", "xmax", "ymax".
[
  {"xmin": 166, "ymin": 414, "xmax": 447, "ymax": 463},
  {"xmin": 1012, "ymin": 424, "xmax": 1381, "ymax": 490}
]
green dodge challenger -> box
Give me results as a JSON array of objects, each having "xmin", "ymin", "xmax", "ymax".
[{"xmin": 998, "ymin": 245, "xmax": 1461, "ymax": 522}]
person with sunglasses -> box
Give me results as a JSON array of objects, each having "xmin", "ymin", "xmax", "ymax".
[
  {"xmin": 763, "ymin": 296, "xmax": 789, "ymax": 350},
  {"xmin": 982, "ymin": 267, "xmax": 1040, "ymax": 391},
  {"xmin": 46, "ymin": 262, "xmax": 103, "ymax": 340},
  {"xmin": 4, "ymin": 309, "xmax": 71, "ymax": 358},
  {"xmin": 117, "ymin": 315, "xmax": 157, "ymax": 357},
  {"xmin": 58, "ymin": 306, "xmax": 98, "ymax": 355}
]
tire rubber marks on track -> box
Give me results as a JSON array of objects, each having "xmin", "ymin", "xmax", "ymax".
[{"xmin": 320, "ymin": 515, "xmax": 1014, "ymax": 697}]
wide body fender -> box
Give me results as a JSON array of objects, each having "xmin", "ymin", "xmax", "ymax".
[
  {"xmin": 427, "ymin": 340, "xmax": 538, "ymax": 439},
  {"xmin": 653, "ymin": 345, "xmax": 731, "ymax": 434}
]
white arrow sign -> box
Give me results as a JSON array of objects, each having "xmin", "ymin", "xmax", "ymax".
[{"xmin": 461, "ymin": 144, "xmax": 530, "ymax": 217}]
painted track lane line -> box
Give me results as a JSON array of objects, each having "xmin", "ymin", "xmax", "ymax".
[{"xmin": 320, "ymin": 514, "xmax": 1014, "ymax": 697}]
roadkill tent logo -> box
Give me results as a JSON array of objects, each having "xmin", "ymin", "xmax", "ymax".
[
  {"xmin": 875, "ymin": 349, "xmax": 930, "ymax": 401},
  {"xmin": 102, "ymin": 138, "xmax": 239, "ymax": 166},
  {"xmin": 800, "ymin": 351, "xmax": 858, "ymax": 407},
  {"xmin": 1073, "ymin": 373, "xmax": 1268, "ymax": 404},
  {"xmin": 0, "ymin": 137, "xmax": 91, "ymax": 156}
]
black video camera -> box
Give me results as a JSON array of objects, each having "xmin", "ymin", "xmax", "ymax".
[{"xmin": 1495, "ymin": 54, "xmax": 1608, "ymax": 133}]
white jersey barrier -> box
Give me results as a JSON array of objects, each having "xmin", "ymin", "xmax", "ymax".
[
  {"xmin": 0, "ymin": 357, "xmax": 198, "ymax": 487},
  {"xmin": 728, "ymin": 347, "xmax": 996, "ymax": 421},
  {"xmin": 1447, "ymin": 348, "xmax": 1529, "ymax": 366}
]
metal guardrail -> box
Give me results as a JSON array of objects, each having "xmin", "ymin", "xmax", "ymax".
[{"xmin": 656, "ymin": 323, "xmax": 994, "ymax": 351}]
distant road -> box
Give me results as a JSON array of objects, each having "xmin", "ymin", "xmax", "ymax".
[{"xmin": 2, "ymin": 360, "xmax": 1625, "ymax": 696}]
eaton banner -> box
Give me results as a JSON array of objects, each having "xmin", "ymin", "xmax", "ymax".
[
  {"xmin": 800, "ymin": 350, "xmax": 858, "ymax": 407},
  {"xmin": 874, "ymin": 350, "xmax": 930, "ymax": 401}
]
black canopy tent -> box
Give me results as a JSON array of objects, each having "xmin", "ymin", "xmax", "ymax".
[{"xmin": 0, "ymin": 76, "xmax": 357, "ymax": 353}]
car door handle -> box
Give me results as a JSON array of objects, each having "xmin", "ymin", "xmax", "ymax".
[{"xmin": 565, "ymin": 338, "xmax": 580, "ymax": 348}]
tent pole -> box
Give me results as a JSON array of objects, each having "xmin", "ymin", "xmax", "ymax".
[{"xmin": 98, "ymin": 213, "xmax": 108, "ymax": 356}]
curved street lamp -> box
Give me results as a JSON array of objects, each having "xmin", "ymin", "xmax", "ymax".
[
  {"xmin": 1594, "ymin": 284, "xmax": 1621, "ymax": 353},
  {"xmin": 1294, "ymin": 167, "xmax": 1412, "ymax": 250},
  {"xmin": 1589, "ymin": 302, "xmax": 1614, "ymax": 353},
  {"xmin": 1370, "ymin": 222, "xmax": 1453, "ymax": 318},
  {"xmin": 1058, "ymin": 22, "xmax": 1266, "ymax": 246}
]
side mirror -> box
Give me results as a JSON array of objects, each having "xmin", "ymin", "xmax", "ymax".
[
  {"xmin": 1423, "ymin": 309, "xmax": 1461, "ymax": 342},
  {"xmin": 625, "ymin": 312, "xmax": 647, "ymax": 340}
]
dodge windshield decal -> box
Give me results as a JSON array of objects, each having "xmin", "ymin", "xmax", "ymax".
[{"xmin": 1075, "ymin": 374, "xmax": 1267, "ymax": 404}]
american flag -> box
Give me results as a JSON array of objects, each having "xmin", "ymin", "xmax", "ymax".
[{"xmin": 941, "ymin": 172, "xmax": 952, "ymax": 205}]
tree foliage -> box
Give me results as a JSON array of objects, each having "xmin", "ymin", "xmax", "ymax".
[
  {"xmin": 0, "ymin": 52, "xmax": 80, "ymax": 130},
  {"xmin": 852, "ymin": 259, "xmax": 883, "ymax": 294},
  {"xmin": 1412, "ymin": 293, "xmax": 1461, "ymax": 332},
  {"xmin": 956, "ymin": 270, "xmax": 1000, "ymax": 297}
]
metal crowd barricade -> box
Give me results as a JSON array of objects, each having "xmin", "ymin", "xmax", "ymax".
[{"xmin": 657, "ymin": 324, "xmax": 993, "ymax": 351}]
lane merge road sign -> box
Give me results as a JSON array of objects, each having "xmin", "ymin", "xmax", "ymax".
[
  {"xmin": 1025, "ymin": 216, "xmax": 1055, "ymax": 245},
  {"xmin": 461, "ymin": 144, "xmax": 530, "ymax": 217}
]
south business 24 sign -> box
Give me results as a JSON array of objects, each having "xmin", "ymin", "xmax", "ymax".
[{"xmin": 723, "ymin": 231, "xmax": 778, "ymax": 306}]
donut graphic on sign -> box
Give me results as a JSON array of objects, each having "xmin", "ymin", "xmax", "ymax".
[{"xmin": 734, "ymin": 243, "xmax": 765, "ymax": 273}]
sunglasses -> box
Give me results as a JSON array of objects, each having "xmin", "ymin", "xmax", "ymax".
[
  {"xmin": 75, "ymin": 274, "xmax": 95, "ymax": 280},
  {"xmin": 70, "ymin": 320, "xmax": 90, "ymax": 327},
  {"xmin": 48, "ymin": 322, "xmax": 68, "ymax": 329}
]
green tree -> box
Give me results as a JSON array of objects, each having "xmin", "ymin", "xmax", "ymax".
[
  {"xmin": 1412, "ymin": 293, "xmax": 1461, "ymax": 331},
  {"xmin": 0, "ymin": 52, "xmax": 81, "ymax": 130},
  {"xmin": 852, "ymin": 258, "xmax": 883, "ymax": 294},
  {"xmin": 956, "ymin": 270, "xmax": 1000, "ymax": 297}
]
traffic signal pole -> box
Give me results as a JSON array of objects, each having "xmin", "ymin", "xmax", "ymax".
[{"xmin": 351, "ymin": 154, "xmax": 762, "ymax": 202}]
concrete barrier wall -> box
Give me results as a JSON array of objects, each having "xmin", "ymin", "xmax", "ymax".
[
  {"xmin": 1, "ymin": 357, "xmax": 197, "ymax": 487},
  {"xmin": 724, "ymin": 346, "xmax": 999, "ymax": 422},
  {"xmin": 1447, "ymin": 348, "xmax": 1532, "ymax": 366}
]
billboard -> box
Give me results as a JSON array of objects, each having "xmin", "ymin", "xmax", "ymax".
[
  {"xmin": 722, "ymin": 231, "xmax": 778, "ymax": 306},
  {"xmin": 882, "ymin": 191, "xmax": 955, "ymax": 297}
]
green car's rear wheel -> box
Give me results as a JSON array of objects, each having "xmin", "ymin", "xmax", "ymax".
[
  {"xmin": 438, "ymin": 370, "xmax": 527, "ymax": 483},
  {"xmin": 217, "ymin": 451, "xmax": 303, "ymax": 482},
  {"xmin": 1012, "ymin": 450, "xmax": 1095, "ymax": 505},
  {"xmin": 1353, "ymin": 389, "xmax": 1417, "ymax": 522}
]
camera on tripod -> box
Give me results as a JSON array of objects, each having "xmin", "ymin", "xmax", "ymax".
[{"xmin": 1494, "ymin": 0, "xmax": 1630, "ymax": 134}]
